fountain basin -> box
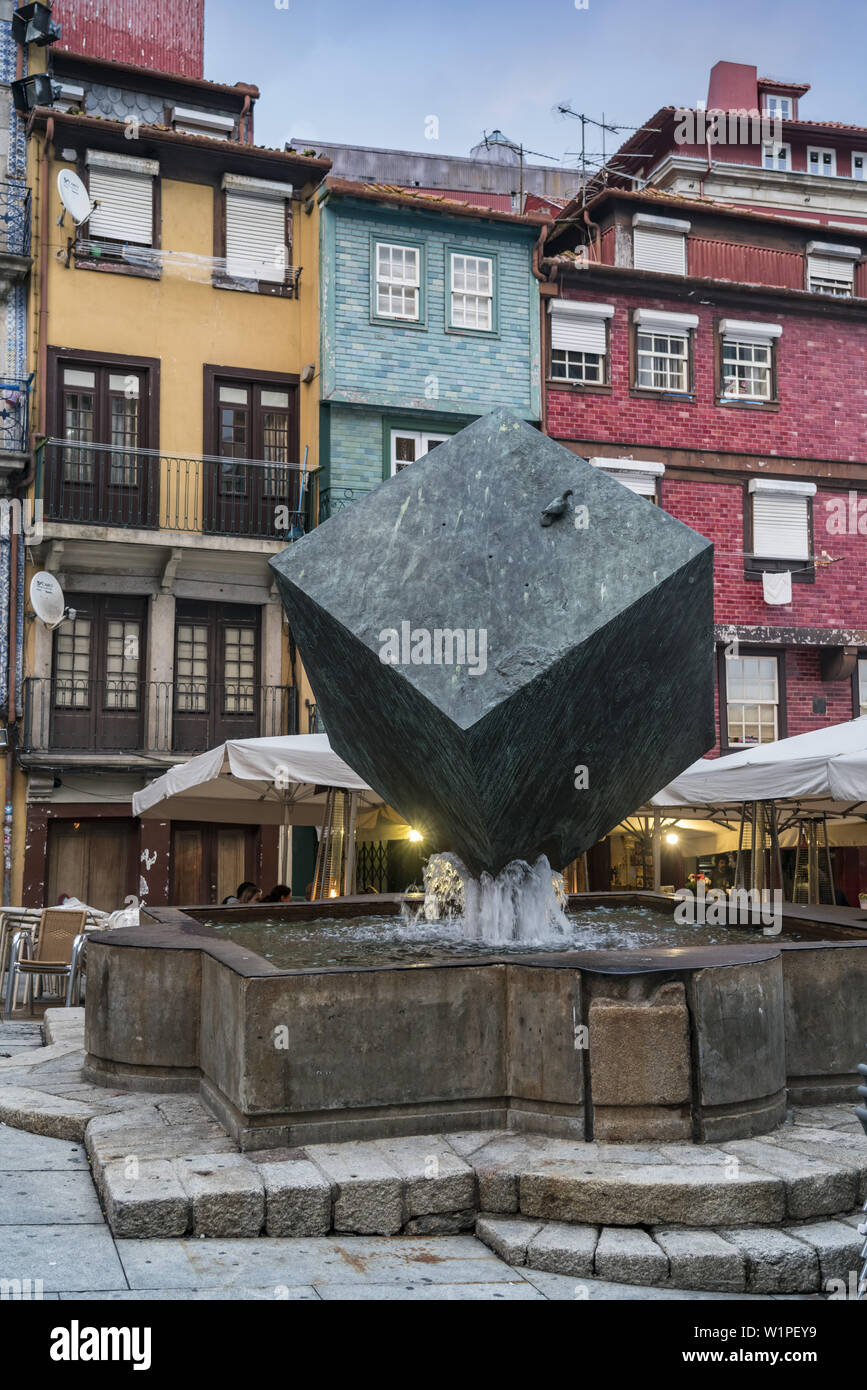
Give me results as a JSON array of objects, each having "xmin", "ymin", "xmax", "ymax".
[{"xmin": 82, "ymin": 895, "xmax": 867, "ymax": 1151}]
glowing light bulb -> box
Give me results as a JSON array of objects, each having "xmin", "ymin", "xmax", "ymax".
[
  {"xmin": 329, "ymin": 889, "xmax": 338, "ymax": 898},
  {"xmin": 665, "ymin": 832, "xmax": 679, "ymax": 845},
  {"xmin": 408, "ymin": 828, "xmax": 423, "ymax": 843}
]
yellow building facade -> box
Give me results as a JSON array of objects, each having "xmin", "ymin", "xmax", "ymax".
[{"xmin": 13, "ymin": 52, "xmax": 329, "ymax": 908}]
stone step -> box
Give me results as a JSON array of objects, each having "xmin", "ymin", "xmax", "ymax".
[{"xmin": 475, "ymin": 1213, "xmax": 864, "ymax": 1294}]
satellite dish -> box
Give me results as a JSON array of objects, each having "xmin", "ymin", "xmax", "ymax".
[
  {"xmin": 57, "ymin": 169, "xmax": 93, "ymax": 225},
  {"xmin": 30, "ymin": 571, "xmax": 68, "ymax": 628}
]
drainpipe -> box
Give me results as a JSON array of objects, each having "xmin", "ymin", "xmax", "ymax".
[
  {"xmin": 3, "ymin": 118, "xmax": 52, "ymax": 904},
  {"xmin": 583, "ymin": 206, "xmax": 601, "ymax": 261},
  {"xmin": 532, "ymin": 225, "xmax": 550, "ymax": 433},
  {"xmin": 699, "ymin": 135, "xmax": 713, "ymax": 199}
]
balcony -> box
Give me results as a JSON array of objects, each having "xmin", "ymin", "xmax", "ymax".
[
  {"xmin": 0, "ymin": 376, "xmax": 30, "ymax": 452},
  {"xmin": 0, "ymin": 179, "xmax": 31, "ymax": 260},
  {"xmin": 40, "ymin": 439, "xmax": 311, "ymax": 539},
  {"xmin": 22, "ymin": 679, "xmax": 297, "ymax": 759},
  {"xmin": 319, "ymin": 484, "xmax": 371, "ymax": 524}
]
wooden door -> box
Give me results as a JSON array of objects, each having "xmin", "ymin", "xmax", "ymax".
[
  {"xmin": 46, "ymin": 820, "xmax": 136, "ymax": 911},
  {"xmin": 172, "ymin": 601, "xmax": 259, "ymax": 753},
  {"xmin": 54, "ymin": 361, "xmax": 157, "ymax": 528},
  {"xmin": 51, "ymin": 596, "xmax": 146, "ymax": 750},
  {"xmin": 171, "ymin": 823, "xmax": 257, "ymax": 905},
  {"xmin": 204, "ymin": 379, "xmax": 299, "ymax": 538}
]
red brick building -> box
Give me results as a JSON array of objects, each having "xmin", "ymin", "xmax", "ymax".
[{"xmin": 542, "ymin": 182, "xmax": 867, "ymax": 899}]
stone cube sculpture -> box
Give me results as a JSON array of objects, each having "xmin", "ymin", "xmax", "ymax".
[{"xmin": 271, "ymin": 409, "xmax": 714, "ymax": 876}]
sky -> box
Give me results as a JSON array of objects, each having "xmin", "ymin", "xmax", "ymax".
[{"xmin": 203, "ymin": 0, "xmax": 867, "ymax": 170}]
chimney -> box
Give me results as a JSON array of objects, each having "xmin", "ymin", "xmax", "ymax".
[{"xmin": 707, "ymin": 61, "xmax": 758, "ymax": 112}]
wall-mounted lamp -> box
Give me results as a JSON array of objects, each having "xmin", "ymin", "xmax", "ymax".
[
  {"xmin": 12, "ymin": 3, "xmax": 61, "ymax": 47},
  {"xmin": 11, "ymin": 73, "xmax": 57, "ymax": 113},
  {"xmin": 300, "ymin": 364, "xmax": 316, "ymax": 384}
]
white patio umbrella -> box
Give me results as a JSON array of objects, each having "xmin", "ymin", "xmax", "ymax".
[
  {"xmin": 650, "ymin": 717, "xmax": 867, "ymax": 902},
  {"xmin": 132, "ymin": 733, "xmax": 386, "ymax": 886},
  {"xmin": 652, "ymin": 716, "xmax": 867, "ymax": 815}
]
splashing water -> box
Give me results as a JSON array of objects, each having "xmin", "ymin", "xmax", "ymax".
[{"xmin": 419, "ymin": 851, "xmax": 570, "ymax": 946}]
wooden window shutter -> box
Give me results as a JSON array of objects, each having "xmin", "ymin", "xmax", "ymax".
[{"xmin": 633, "ymin": 226, "xmax": 687, "ymax": 275}]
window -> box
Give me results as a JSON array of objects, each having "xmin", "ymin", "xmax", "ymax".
[
  {"xmin": 390, "ymin": 429, "xmax": 451, "ymax": 475},
  {"xmin": 633, "ymin": 309, "xmax": 697, "ymax": 393},
  {"xmin": 719, "ymin": 319, "xmax": 781, "ymax": 402},
  {"xmin": 762, "ymin": 142, "xmax": 791, "ymax": 171},
  {"xmin": 223, "ymin": 624, "xmax": 256, "ymax": 715},
  {"xmin": 375, "ymin": 243, "xmax": 420, "ymax": 320},
  {"xmin": 632, "ymin": 213, "xmax": 689, "ymax": 275},
  {"xmin": 725, "ymin": 654, "xmax": 779, "ymax": 746},
  {"xmin": 807, "ymin": 146, "xmax": 837, "ymax": 177},
  {"xmin": 589, "ymin": 457, "xmax": 663, "ymax": 500},
  {"xmin": 763, "ymin": 95, "xmax": 792, "ymax": 120},
  {"xmin": 221, "ymin": 173, "xmax": 292, "ymax": 289},
  {"xmin": 852, "ymin": 153, "xmax": 867, "ymax": 181},
  {"xmin": 171, "ymin": 106, "xmax": 235, "ymax": 139},
  {"xmin": 807, "ymin": 242, "xmax": 857, "ymax": 297},
  {"xmin": 104, "ymin": 619, "xmax": 141, "ymax": 710},
  {"xmin": 858, "ymin": 659, "xmax": 867, "ymax": 715},
  {"xmin": 548, "ymin": 300, "xmax": 613, "ymax": 384},
  {"xmin": 175, "ymin": 621, "xmax": 209, "ymax": 713},
  {"xmin": 86, "ymin": 150, "xmax": 157, "ymax": 246},
  {"xmin": 449, "ymin": 252, "xmax": 493, "ymax": 330},
  {"xmin": 55, "ymin": 617, "xmax": 91, "ymax": 708},
  {"xmin": 749, "ymin": 479, "xmax": 815, "ymax": 561}
]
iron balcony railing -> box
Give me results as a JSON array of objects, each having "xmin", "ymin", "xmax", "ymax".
[
  {"xmin": 0, "ymin": 180, "xmax": 31, "ymax": 258},
  {"xmin": 0, "ymin": 377, "xmax": 31, "ymax": 453},
  {"xmin": 318, "ymin": 485, "xmax": 371, "ymax": 524},
  {"xmin": 22, "ymin": 678, "xmax": 297, "ymax": 755},
  {"xmin": 41, "ymin": 439, "xmax": 312, "ymax": 538}
]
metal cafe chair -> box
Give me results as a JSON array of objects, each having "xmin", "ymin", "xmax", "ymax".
[{"xmin": 2, "ymin": 908, "xmax": 87, "ymax": 1019}]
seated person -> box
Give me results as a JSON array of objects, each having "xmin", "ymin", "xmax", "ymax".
[
  {"xmin": 263, "ymin": 884, "xmax": 292, "ymax": 903},
  {"xmin": 237, "ymin": 881, "xmax": 263, "ymax": 904}
]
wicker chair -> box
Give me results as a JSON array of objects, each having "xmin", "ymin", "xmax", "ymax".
[{"xmin": 2, "ymin": 908, "xmax": 87, "ymax": 1019}]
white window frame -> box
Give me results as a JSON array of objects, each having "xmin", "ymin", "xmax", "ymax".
[
  {"xmin": 718, "ymin": 319, "xmax": 782, "ymax": 402},
  {"xmin": 374, "ymin": 242, "xmax": 421, "ymax": 321},
  {"xmin": 390, "ymin": 428, "xmax": 451, "ymax": 476},
  {"xmin": 548, "ymin": 300, "xmax": 613, "ymax": 385},
  {"xmin": 725, "ymin": 654, "xmax": 780, "ymax": 747},
  {"xmin": 589, "ymin": 457, "xmax": 664, "ymax": 501},
  {"xmin": 748, "ymin": 478, "xmax": 816, "ymax": 562},
  {"xmin": 858, "ymin": 658, "xmax": 867, "ymax": 716},
  {"xmin": 851, "ymin": 152, "xmax": 867, "ymax": 181},
  {"xmin": 763, "ymin": 95, "xmax": 792, "ymax": 120},
  {"xmin": 449, "ymin": 252, "xmax": 493, "ymax": 331},
  {"xmin": 806, "ymin": 146, "xmax": 837, "ymax": 177},
  {"xmin": 762, "ymin": 142, "xmax": 791, "ymax": 172}
]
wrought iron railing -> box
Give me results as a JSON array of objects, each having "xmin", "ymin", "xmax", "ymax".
[
  {"xmin": 0, "ymin": 180, "xmax": 31, "ymax": 258},
  {"xmin": 318, "ymin": 485, "xmax": 371, "ymax": 524},
  {"xmin": 0, "ymin": 377, "xmax": 30, "ymax": 452},
  {"xmin": 22, "ymin": 678, "xmax": 297, "ymax": 754},
  {"xmin": 40, "ymin": 439, "xmax": 311, "ymax": 538}
]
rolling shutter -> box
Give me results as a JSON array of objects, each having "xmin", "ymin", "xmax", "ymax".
[
  {"xmin": 590, "ymin": 457, "xmax": 663, "ymax": 499},
  {"xmin": 86, "ymin": 154, "xmax": 156, "ymax": 245},
  {"xmin": 550, "ymin": 309, "xmax": 607, "ymax": 353},
  {"xmin": 807, "ymin": 254, "xmax": 854, "ymax": 290},
  {"xmin": 633, "ymin": 226, "xmax": 687, "ymax": 275},
  {"xmin": 222, "ymin": 175, "xmax": 293, "ymax": 285},
  {"xmin": 751, "ymin": 492, "xmax": 810, "ymax": 560}
]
